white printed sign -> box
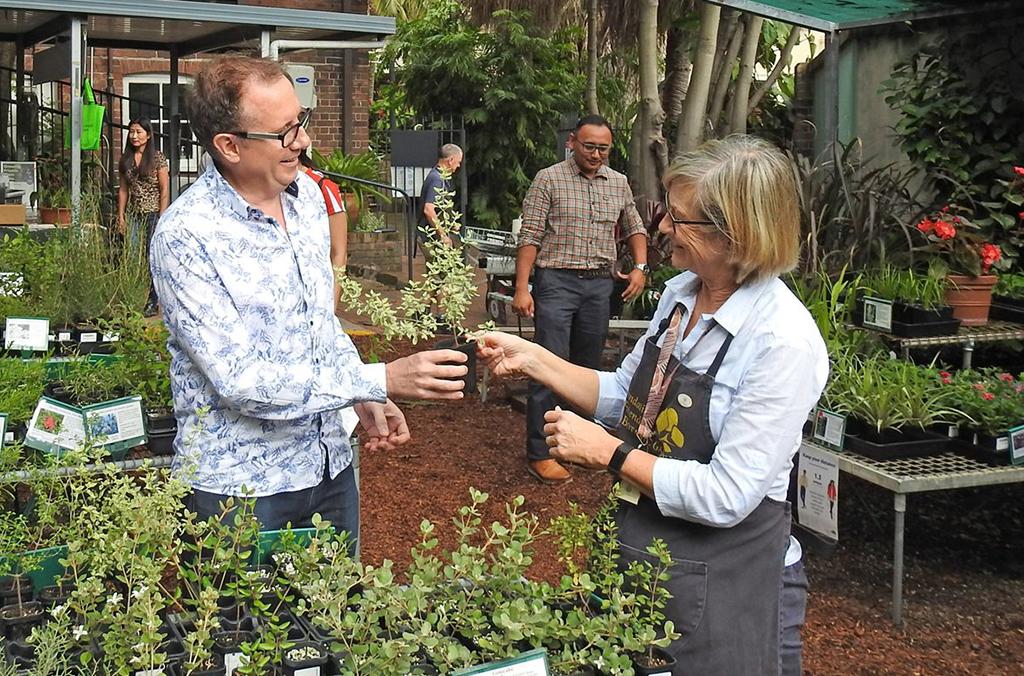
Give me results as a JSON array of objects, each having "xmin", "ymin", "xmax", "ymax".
[
  {"xmin": 5, "ymin": 316, "xmax": 49, "ymax": 352},
  {"xmin": 798, "ymin": 443, "xmax": 839, "ymax": 541}
]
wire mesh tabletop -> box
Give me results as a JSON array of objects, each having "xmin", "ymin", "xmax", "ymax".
[
  {"xmin": 832, "ymin": 447, "xmax": 1024, "ymax": 493},
  {"xmin": 877, "ymin": 320, "xmax": 1024, "ymax": 348}
]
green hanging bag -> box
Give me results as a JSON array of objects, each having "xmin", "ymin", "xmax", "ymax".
[{"xmin": 63, "ymin": 78, "xmax": 105, "ymax": 151}]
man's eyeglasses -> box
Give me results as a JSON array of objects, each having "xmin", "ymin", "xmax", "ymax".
[
  {"xmin": 662, "ymin": 199, "xmax": 716, "ymax": 231},
  {"xmin": 228, "ymin": 108, "xmax": 313, "ymax": 147},
  {"xmin": 575, "ymin": 140, "xmax": 611, "ymax": 155}
]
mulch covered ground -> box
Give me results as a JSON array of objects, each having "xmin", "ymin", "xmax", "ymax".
[{"xmin": 356, "ymin": 338, "xmax": 1024, "ymax": 675}]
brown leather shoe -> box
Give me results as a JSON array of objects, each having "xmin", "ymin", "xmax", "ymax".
[{"xmin": 527, "ymin": 459, "xmax": 572, "ymax": 485}]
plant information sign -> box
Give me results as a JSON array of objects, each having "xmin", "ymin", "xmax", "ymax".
[
  {"xmin": 1010, "ymin": 424, "xmax": 1024, "ymax": 466},
  {"xmin": 454, "ymin": 649, "xmax": 550, "ymax": 676},
  {"xmin": 5, "ymin": 316, "xmax": 49, "ymax": 352},
  {"xmin": 798, "ymin": 442, "xmax": 839, "ymax": 541},
  {"xmin": 861, "ymin": 296, "xmax": 893, "ymax": 332},
  {"xmin": 25, "ymin": 395, "xmax": 147, "ymax": 457}
]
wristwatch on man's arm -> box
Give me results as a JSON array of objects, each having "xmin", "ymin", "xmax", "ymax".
[{"xmin": 633, "ymin": 263, "xmax": 649, "ymax": 275}]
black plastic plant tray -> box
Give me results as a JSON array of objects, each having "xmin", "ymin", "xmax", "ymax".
[
  {"xmin": 844, "ymin": 428, "xmax": 961, "ymax": 460},
  {"xmin": 888, "ymin": 318, "xmax": 961, "ymax": 337},
  {"xmin": 989, "ymin": 301, "xmax": 1024, "ymax": 324}
]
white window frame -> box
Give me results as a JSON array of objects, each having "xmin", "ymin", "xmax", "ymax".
[{"xmin": 121, "ymin": 74, "xmax": 198, "ymax": 177}]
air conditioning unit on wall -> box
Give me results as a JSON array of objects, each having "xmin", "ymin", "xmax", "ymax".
[{"xmin": 286, "ymin": 64, "xmax": 317, "ymax": 110}]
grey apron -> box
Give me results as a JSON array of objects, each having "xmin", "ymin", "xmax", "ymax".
[{"xmin": 615, "ymin": 304, "xmax": 788, "ymax": 675}]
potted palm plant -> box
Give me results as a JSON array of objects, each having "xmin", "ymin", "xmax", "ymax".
[{"xmin": 311, "ymin": 148, "xmax": 392, "ymax": 225}]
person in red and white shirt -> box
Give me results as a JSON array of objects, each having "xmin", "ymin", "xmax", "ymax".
[{"xmin": 300, "ymin": 151, "xmax": 348, "ymax": 309}]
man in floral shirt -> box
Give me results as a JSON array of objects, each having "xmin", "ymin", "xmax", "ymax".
[{"xmin": 151, "ymin": 55, "xmax": 467, "ymax": 547}]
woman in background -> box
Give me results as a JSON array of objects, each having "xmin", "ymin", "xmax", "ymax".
[
  {"xmin": 299, "ymin": 150, "xmax": 349, "ymax": 311},
  {"xmin": 117, "ymin": 117, "xmax": 169, "ymax": 314}
]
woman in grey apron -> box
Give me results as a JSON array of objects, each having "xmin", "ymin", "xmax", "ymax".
[{"xmin": 479, "ymin": 135, "xmax": 828, "ymax": 675}]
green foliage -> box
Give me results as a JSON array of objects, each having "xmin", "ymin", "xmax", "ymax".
[
  {"xmin": 337, "ymin": 171, "xmax": 480, "ymax": 343},
  {"xmin": 384, "ymin": 0, "xmax": 584, "ymax": 228},
  {"xmin": 881, "ymin": 32, "xmax": 1024, "ymax": 265},
  {"xmin": 825, "ymin": 352, "xmax": 964, "ymax": 433},
  {"xmin": 995, "ymin": 272, "xmax": 1024, "ymax": 299},
  {"xmin": 311, "ymin": 148, "xmax": 392, "ymax": 212},
  {"xmin": 859, "ymin": 265, "xmax": 947, "ymax": 310},
  {"xmin": 941, "ymin": 368, "xmax": 1024, "ymax": 438},
  {"xmin": 102, "ymin": 309, "xmax": 172, "ymax": 412},
  {"xmin": 790, "ymin": 142, "xmax": 922, "ymax": 278},
  {"xmin": 0, "ymin": 357, "xmax": 47, "ymax": 427}
]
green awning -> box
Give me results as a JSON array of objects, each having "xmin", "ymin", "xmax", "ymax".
[{"xmin": 704, "ymin": 0, "xmax": 1018, "ymax": 32}]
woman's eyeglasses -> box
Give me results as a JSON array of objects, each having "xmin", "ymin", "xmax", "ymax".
[
  {"xmin": 228, "ymin": 108, "xmax": 313, "ymax": 147},
  {"xmin": 662, "ymin": 199, "xmax": 716, "ymax": 231}
]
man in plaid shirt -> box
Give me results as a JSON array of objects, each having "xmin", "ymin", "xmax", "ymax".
[{"xmin": 513, "ymin": 114, "xmax": 648, "ymax": 484}]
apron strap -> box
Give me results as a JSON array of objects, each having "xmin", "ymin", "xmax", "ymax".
[
  {"xmin": 706, "ymin": 332, "xmax": 735, "ymax": 378},
  {"xmin": 653, "ymin": 303, "xmax": 686, "ymax": 339}
]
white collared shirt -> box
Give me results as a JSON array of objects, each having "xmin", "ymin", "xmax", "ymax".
[
  {"xmin": 596, "ymin": 271, "xmax": 828, "ymax": 563},
  {"xmin": 150, "ymin": 164, "xmax": 386, "ymax": 497}
]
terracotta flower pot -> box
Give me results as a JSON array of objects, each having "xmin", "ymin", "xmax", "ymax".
[
  {"xmin": 38, "ymin": 206, "xmax": 72, "ymax": 226},
  {"xmin": 944, "ymin": 274, "xmax": 998, "ymax": 326}
]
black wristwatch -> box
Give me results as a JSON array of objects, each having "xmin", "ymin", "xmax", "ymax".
[{"xmin": 608, "ymin": 442, "xmax": 634, "ymax": 477}]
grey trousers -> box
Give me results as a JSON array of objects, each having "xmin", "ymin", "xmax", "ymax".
[
  {"xmin": 780, "ymin": 560, "xmax": 809, "ymax": 676},
  {"xmin": 526, "ymin": 268, "xmax": 612, "ymax": 460}
]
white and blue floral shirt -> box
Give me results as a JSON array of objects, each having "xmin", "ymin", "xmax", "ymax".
[{"xmin": 150, "ymin": 164, "xmax": 386, "ymax": 497}]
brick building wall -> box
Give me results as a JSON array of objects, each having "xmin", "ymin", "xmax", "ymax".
[{"xmin": 33, "ymin": 0, "xmax": 374, "ymax": 159}]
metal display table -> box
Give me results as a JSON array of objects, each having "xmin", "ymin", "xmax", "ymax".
[
  {"xmin": 803, "ymin": 441, "xmax": 1024, "ymax": 625},
  {"xmin": 874, "ymin": 320, "xmax": 1024, "ymax": 368}
]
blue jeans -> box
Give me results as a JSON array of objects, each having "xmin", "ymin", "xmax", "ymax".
[
  {"xmin": 780, "ymin": 560, "xmax": 808, "ymax": 676},
  {"xmin": 185, "ymin": 463, "xmax": 359, "ymax": 554}
]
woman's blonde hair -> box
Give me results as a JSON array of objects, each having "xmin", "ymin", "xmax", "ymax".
[{"xmin": 664, "ymin": 134, "xmax": 800, "ymax": 284}]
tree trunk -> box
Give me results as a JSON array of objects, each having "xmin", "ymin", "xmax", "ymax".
[
  {"xmin": 585, "ymin": 0, "xmax": 600, "ymax": 114},
  {"xmin": 728, "ymin": 14, "xmax": 763, "ymax": 135},
  {"xmin": 629, "ymin": 0, "xmax": 668, "ymax": 203},
  {"xmin": 676, "ymin": 3, "xmax": 720, "ymax": 153},
  {"xmin": 748, "ymin": 26, "xmax": 802, "ymax": 114},
  {"xmin": 706, "ymin": 19, "xmax": 744, "ymax": 136},
  {"xmin": 661, "ymin": 24, "xmax": 692, "ymax": 129}
]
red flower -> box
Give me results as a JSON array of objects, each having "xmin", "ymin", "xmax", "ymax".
[
  {"xmin": 1019, "ymin": 211, "xmax": 1024, "ymax": 220},
  {"xmin": 939, "ymin": 370, "xmax": 952, "ymax": 384},
  {"xmin": 973, "ymin": 383, "xmax": 986, "ymax": 391},
  {"xmin": 916, "ymin": 218, "xmax": 934, "ymax": 233},
  {"xmin": 979, "ymin": 243, "xmax": 1002, "ymax": 273},
  {"xmin": 981, "ymin": 392, "xmax": 995, "ymax": 401},
  {"xmin": 998, "ymin": 373, "xmax": 1014, "ymax": 383},
  {"xmin": 933, "ymin": 220, "xmax": 957, "ymax": 240},
  {"xmin": 1014, "ymin": 166, "xmax": 1024, "ymax": 176}
]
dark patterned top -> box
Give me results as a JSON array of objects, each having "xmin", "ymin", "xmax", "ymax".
[
  {"xmin": 518, "ymin": 157, "xmax": 645, "ymax": 270},
  {"xmin": 125, "ymin": 150, "xmax": 168, "ymax": 215}
]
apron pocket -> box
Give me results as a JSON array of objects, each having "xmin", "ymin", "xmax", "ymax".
[{"xmin": 619, "ymin": 540, "xmax": 708, "ymax": 639}]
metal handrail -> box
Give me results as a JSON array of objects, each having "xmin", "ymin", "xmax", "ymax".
[{"xmin": 317, "ymin": 169, "xmax": 416, "ymax": 283}]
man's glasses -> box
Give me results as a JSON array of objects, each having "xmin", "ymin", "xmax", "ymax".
[
  {"xmin": 228, "ymin": 108, "xmax": 313, "ymax": 147},
  {"xmin": 575, "ymin": 140, "xmax": 611, "ymax": 155},
  {"xmin": 662, "ymin": 198, "xmax": 717, "ymax": 231}
]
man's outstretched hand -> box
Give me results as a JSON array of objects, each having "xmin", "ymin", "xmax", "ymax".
[{"xmin": 385, "ymin": 349, "xmax": 468, "ymax": 400}]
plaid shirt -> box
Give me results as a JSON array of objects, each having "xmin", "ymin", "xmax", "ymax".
[{"xmin": 518, "ymin": 158, "xmax": 645, "ymax": 269}]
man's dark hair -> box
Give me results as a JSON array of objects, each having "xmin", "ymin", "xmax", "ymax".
[{"xmin": 574, "ymin": 114, "xmax": 612, "ymax": 133}]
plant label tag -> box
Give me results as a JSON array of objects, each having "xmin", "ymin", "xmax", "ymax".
[
  {"xmin": 4, "ymin": 316, "xmax": 50, "ymax": 352},
  {"xmin": 0, "ymin": 414, "xmax": 6, "ymax": 448},
  {"xmin": 811, "ymin": 409, "xmax": 845, "ymax": 452},
  {"xmin": 79, "ymin": 332, "xmax": 97, "ymax": 343},
  {"xmin": 3, "ymin": 431, "xmax": 12, "ymax": 444},
  {"xmin": 0, "ymin": 272, "xmax": 24, "ymax": 297},
  {"xmin": 58, "ymin": 331, "xmax": 72, "ymax": 342},
  {"xmin": 453, "ymin": 648, "xmax": 550, "ymax": 675},
  {"xmin": 614, "ymin": 479, "xmax": 641, "ymax": 505},
  {"xmin": 293, "ymin": 669, "xmax": 320, "ymax": 676},
  {"xmin": 83, "ymin": 396, "xmax": 148, "ymax": 454},
  {"xmin": 224, "ymin": 652, "xmax": 245, "ymax": 675},
  {"xmin": 102, "ymin": 332, "xmax": 120, "ymax": 342},
  {"xmin": 1010, "ymin": 425, "xmax": 1024, "ymax": 466},
  {"xmin": 861, "ymin": 297, "xmax": 893, "ymax": 332},
  {"xmin": 947, "ymin": 424, "xmax": 959, "ymax": 438},
  {"xmin": 24, "ymin": 397, "xmax": 88, "ymax": 457}
]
